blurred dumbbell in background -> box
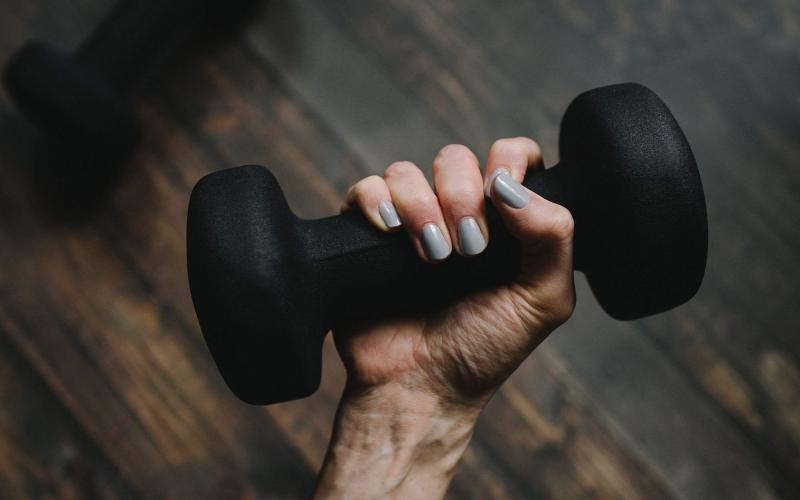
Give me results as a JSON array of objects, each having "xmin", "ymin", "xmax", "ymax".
[{"xmin": 3, "ymin": 0, "xmax": 262, "ymax": 215}]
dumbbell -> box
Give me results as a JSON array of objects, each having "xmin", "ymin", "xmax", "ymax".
[
  {"xmin": 187, "ymin": 83, "xmax": 708, "ymax": 405},
  {"xmin": 3, "ymin": 0, "xmax": 260, "ymax": 180}
]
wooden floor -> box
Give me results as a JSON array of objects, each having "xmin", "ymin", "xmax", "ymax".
[{"xmin": 1, "ymin": 0, "xmax": 799, "ymax": 498}]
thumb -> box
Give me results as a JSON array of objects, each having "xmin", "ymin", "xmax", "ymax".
[
  {"xmin": 488, "ymin": 168, "xmax": 575, "ymax": 253},
  {"xmin": 488, "ymin": 168, "xmax": 576, "ymax": 324}
]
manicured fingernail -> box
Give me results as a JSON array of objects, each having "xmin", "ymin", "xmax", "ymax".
[
  {"xmin": 378, "ymin": 200, "xmax": 402, "ymax": 228},
  {"xmin": 457, "ymin": 217, "xmax": 486, "ymax": 256},
  {"xmin": 421, "ymin": 223, "xmax": 451, "ymax": 261},
  {"xmin": 485, "ymin": 168, "xmax": 509, "ymax": 198},
  {"xmin": 492, "ymin": 170, "xmax": 530, "ymax": 209}
]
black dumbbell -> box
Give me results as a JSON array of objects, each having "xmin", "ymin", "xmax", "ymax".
[
  {"xmin": 3, "ymin": 0, "xmax": 260, "ymax": 185},
  {"xmin": 187, "ymin": 83, "xmax": 708, "ymax": 405}
]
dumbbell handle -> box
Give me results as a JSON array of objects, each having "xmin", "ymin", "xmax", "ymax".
[
  {"xmin": 294, "ymin": 162, "xmax": 583, "ymax": 328},
  {"xmin": 75, "ymin": 0, "xmax": 213, "ymax": 92}
]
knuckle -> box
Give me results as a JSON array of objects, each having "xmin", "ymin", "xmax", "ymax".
[
  {"xmin": 434, "ymin": 144, "xmax": 478, "ymax": 171},
  {"xmin": 362, "ymin": 174, "xmax": 384, "ymax": 186},
  {"xmin": 407, "ymin": 192, "xmax": 439, "ymax": 210},
  {"xmin": 544, "ymin": 206, "xmax": 575, "ymax": 240},
  {"xmin": 491, "ymin": 136, "xmax": 541, "ymax": 157},
  {"xmin": 490, "ymin": 137, "xmax": 516, "ymax": 153},
  {"xmin": 353, "ymin": 175, "xmax": 382, "ymax": 195},
  {"xmin": 437, "ymin": 183, "xmax": 482, "ymax": 204},
  {"xmin": 396, "ymin": 192, "xmax": 440, "ymax": 222},
  {"xmin": 350, "ymin": 175, "xmax": 383, "ymax": 200},
  {"xmin": 385, "ymin": 161, "xmax": 419, "ymax": 178},
  {"xmin": 516, "ymin": 136, "xmax": 541, "ymax": 153}
]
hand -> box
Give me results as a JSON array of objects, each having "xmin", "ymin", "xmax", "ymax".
[
  {"xmin": 337, "ymin": 137, "xmax": 575, "ymax": 405},
  {"xmin": 314, "ymin": 138, "xmax": 575, "ymax": 499}
]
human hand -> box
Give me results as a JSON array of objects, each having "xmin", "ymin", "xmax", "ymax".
[
  {"xmin": 314, "ymin": 138, "xmax": 575, "ymax": 499},
  {"xmin": 336, "ymin": 137, "xmax": 575, "ymax": 405}
]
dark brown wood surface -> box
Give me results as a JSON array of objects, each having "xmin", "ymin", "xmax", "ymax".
[{"xmin": 1, "ymin": 0, "xmax": 798, "ymax": 498}]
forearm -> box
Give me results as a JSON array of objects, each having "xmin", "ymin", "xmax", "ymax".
[{"xmin": 313, "ymin": 381, "xmax": 481, "ymax": 500}]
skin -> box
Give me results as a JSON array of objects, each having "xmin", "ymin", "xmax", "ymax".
[{"xmin": 314, "ymin": 137, "xmax": 576, "ymax": 499}]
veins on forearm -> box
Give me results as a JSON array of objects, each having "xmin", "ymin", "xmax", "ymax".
[{"xmin": 313, "ymin": 382, "xmax": 479, "ymax": 499}]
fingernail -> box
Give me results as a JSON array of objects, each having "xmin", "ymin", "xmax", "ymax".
[
  {"xmin": 492, "ymin": 170, "xmax": 530, "ymax": 209},
  {"xmin": 421, "ymin": 223, "xmax": 451, "ymax": 261},
  {"xmin": 378, "ymin": 200, "xmax": 402, "ymax": 228},
  {"xmin": 485, "ymin": 168, "xmax": 509, "ymax": 198},
  {"xmin": 457, "ymin": 217, "xmax": 486, "ymax": 256}
]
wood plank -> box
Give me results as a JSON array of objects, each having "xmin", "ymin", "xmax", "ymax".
[
  {"xmin": 478, "ymin": 359, "xmax": 675, "ymax": 499},
  {"xmin": 0, "ymin": 330, "xmax": 136, "ymax": 499},
  {"xmin": 247, "ymin": 0, "xmax": 455, "ymax": 172}
]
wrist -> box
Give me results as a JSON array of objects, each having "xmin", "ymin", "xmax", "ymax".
[{"xmin": 314, "ymin": 380, "xmax": 481, "ymax": 499}]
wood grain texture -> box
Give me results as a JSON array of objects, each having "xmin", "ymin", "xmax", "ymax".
[
  {"xmin": 1, "ymin": 0, "xmax": 798, "ymax": 498},
  {"xmin": 0, "ymin": 331, "xmax": 136, "ymax": 499}
]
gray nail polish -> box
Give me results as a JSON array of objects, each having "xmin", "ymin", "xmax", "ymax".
[
  {"xmin": 485, "ymin": 168, "xmax": 509, "ymax": 198},
  {"xmin": 421, "ymin": 223, "xmax": 451, "ymax": 261},
  {"xmin": 492, "ymin": 171, "xmax": 530, "ymax": 209},
  {"xmin": 458, "ymin": 217, "xmax": 487, "ymax": 256},
  {"xmin": 378, "ymin": 200, "xmax": 402, "ymax": 228}
]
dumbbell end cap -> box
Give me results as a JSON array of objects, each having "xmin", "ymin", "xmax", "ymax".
[
  {"xmin": 560, "ymin": 83, "xmax": 708, "ymax": 320},
  {"xmin": 3, "ymin": 41, "xmax": 139, "ymax": 161},
  {"xmin": 188, "ymin": 165, "xmax": 324, "ymax": 405}
]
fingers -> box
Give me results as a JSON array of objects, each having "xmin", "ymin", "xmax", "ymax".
[
  {"xmin": 433, "ymin": 145, "xmax": 488, "ymax": 256},
  {"xmin": 342, "ymin": 175, "xmax": 402, "ymax": 231},
  {"xmin": 484, "ymin": 137, "xmax": 544, "ymax": 195},
  {"xmin": 344, "ymin": 138, "xmax": 570, "ymax": 269},
  {"xmin": 384, "ymin": 161, "xmax": 452, "ymax": 262}
]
